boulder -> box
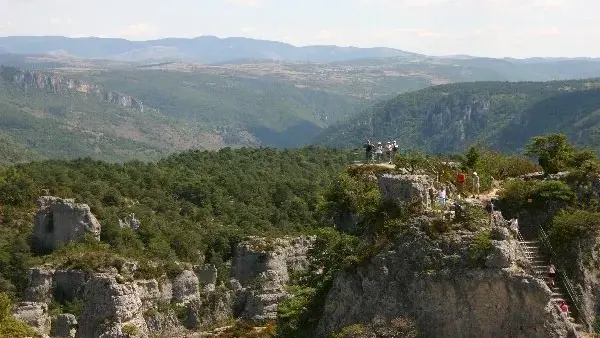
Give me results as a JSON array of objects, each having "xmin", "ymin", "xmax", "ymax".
[
  {"xmin": 230, "ymin": 236, "xmax": 315, "ymax": 322},
  {"xmin": 377, "ymin": 174, "xmax": 436, "ymax": 209},
  {"xmin": 485, "ymin": 240, "xmax": 516, "ymax": 269},
  {"xmin": 23, "ymin": 267, "xmax": 55, "ymax": 302},
  {"xmin": 32, "ymin": 196, "xmax": 101, "ymax": 253},
  {"xmin": 52, "ymin": 313, "xmax": 78, "ymax": 338},
  {"xmin": 186, "ymin": 287, "xmax": 234, "ymax": 329},
  {"xmin": 76, "ymin": 274, "xmax": 149, "ymax": 338},
  {"xmin": 12, "ymin": 302, "xmax": 51, "ymax": 336},
  {"xmin": 195, "ymin": 265, "xmax": 217, "ymax": 292},
  {"xmin": 118, "ymin": 213, "xmax": 141, "ymax": 231},
  {"xmin": 172, "ymin": 270, "xmax": 199, "ymax": 304}
]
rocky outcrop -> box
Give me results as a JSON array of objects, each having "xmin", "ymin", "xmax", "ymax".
[
  {"xmin": 377, "ymin": 174, "xmax": 436, "ymax": 209},
  {"xmin": 186, "ymin": 287, "xmax": 234, "ymax": 329},
  {"xmin": 230, "ymin": 236, "xmax": 315, "ymax": 322},
  {"xmin": 119, "ymin": 213, "xmax": 141, "ymax": 231},
  {"xmin": 316, "ymin": 219, "xmax": 577, "ymax": 338},
  {"xmin": 1, "ymin": 67, "xmax": 145, "ymax": 112},
  {"xmin": 23, "ymin": 267, "xmax": 55, "ymax": 302},
  {"xmin": 12, "ymin": 302, "xmax": 51, "ymax": 336},
  {"xmin": 32, "ymin": 196, "xmax": 101, "ymax": 253},
  {"xmin": 172, "ymin": 270, "xmax": 200, "ymax": 305},
  {"xmin": 53, "ymin": 313, "xmax": 78, "ymax": 338},
  {"xmin": 77, "ymin": 274, "xmax": 149, "ymax": 338}
]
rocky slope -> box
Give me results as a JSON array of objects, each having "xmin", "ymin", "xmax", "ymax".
[
  {"xmin": 15, "ymin": 196, "xmax": 316, "ymax": 337},
  {"xmin": 316, "ymin": 218, "xmax": 577, "ymax": 338},
  {"xmin": 1, "ymin": 67, "xmax": 145, "ymax": 112}
]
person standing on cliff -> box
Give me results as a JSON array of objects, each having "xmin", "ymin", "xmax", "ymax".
[
  {"xmin": 363, "ymin": 140, "xmax": 374, "ymax": 164},
  {"xmin": 438, "ymin": 187, "xmax": 447, "ymax": 211},
  {"xmin": 391, "ymin": 140, "xmax": 398, "ymax": 164},
  {"xmin": 472, "ymin": 172, "xmax": 480, "ymax": 198}
]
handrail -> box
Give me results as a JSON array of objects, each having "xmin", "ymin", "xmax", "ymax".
[{"xmin": 537, "ymin": 226, "xmax": 593, "ymax": 330}]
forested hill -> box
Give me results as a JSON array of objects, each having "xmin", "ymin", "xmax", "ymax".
[
  {"xmin": 0, "ymin": 147, "xmax": 353, "ymax": 296},
  {"xmin": 314, "ymin": 78, "xmax": 600, "ymax": 153}
]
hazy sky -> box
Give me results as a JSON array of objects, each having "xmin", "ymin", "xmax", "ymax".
[{"xmin": 1, "ymin": 0, "xmax": 598, "ymax": 58}]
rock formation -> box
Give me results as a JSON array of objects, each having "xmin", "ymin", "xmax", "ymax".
[
  {"xmin": 316, "ymin": 218, "xmax": 578, "ymax": 338},
  {"xmin": 377, "ymin": 174, "xmax": 437, "ymax": 209},
  {"xmin": 53, "ymin": 313, "xmax": 78, "ymax": 338},
  {"xmin": 77, "ymin": 274, "xmax": 150, "ymax": 338},
  {"xmin": 32, "ymin": 196, "xmax": 101, "ymax": 253},
  {"xmin": 228, "ymin": 236, "xmax": 314, "ymax": 322},
  {"xmin": 1, "ymin": 67, "xmax": 145, "ymax": 112},
  {"xmin": 12, "ymin": 302, "xmax": 51, "ymax": 336}
]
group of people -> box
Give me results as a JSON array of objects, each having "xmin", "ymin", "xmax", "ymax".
[{"xmin": 363, "ymin": 140, "xmax": 398, "ymax": 164}]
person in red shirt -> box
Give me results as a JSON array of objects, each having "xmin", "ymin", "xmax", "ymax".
[
  {"xmin": 559, "ymin": 301, "xmax": 569, "ymax": 314},
  {"xmin": 456, "ymin": 172, "xmax": 465, "ymax": 197}
]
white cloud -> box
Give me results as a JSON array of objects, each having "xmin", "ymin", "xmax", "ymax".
[
  {"xmin": 50, "ymin": 17, "xmax": 74, "ymax": 25},
  {"xmin": 227, "ymin": 0, "xmax": 265, "ymax": 7},
  {"xmin": 118, "ymin": 23, "xmax": 157, "ymax": 38},
  {"xmin": 241, "ymin": 26, "xmax": 257, "ymax": 33},
  {"xmin": 315, "ymin": 29, "xmax": 342, "ymax": 40}
]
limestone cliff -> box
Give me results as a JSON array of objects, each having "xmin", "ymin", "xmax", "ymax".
[
  {"xmin": 230, "ymin": 236, "xmax": 315, "ymax": 322},
  {"xmin": 0, "ymin": 66, "xmax": 145, "ymax": 112},
  {"xmin": 316, "ymin": 218, "xmax": 578, "ymax": 338},
  {"xmin": 18, "ymin": 235, "xmax": 314, "ymax": 337},
  {"xmin": 32, "ymin": 196, "xmax": 101, "ymax": 253}
]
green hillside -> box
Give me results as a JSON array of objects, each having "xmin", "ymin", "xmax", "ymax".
[
  {"xmin": 0, "ymin": 147, "xmax": 352, "ymax": 296},
  {"xmin": 0, "ymin": 66, "xmax": 365, "ymax": 162},
  {"xmin": 0, "ymin": 76, "xmax": 172, "ymax": 162},
  {"xmin": 314, "ymin": 78, "xmax": 600, "ymax": 153},
  {"xmin": 72, "ymin": 69, "xmax": 363, "ymax": 147}
]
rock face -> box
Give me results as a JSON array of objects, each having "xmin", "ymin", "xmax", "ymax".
[
  {"xmin": 12, "ymin": 302, "xmax": 51, "ymax": 336},
  {"xmin": 3, "ymin": 67, "xmax": 145, "ymax": 112},
  {"xmin": 53, "ymin": 313, "xmax": 78, "ymax": 338},
  {"xmin": 316, "ymin": 220, "xmax": 577, "ymax": 338},
  {"xmin": 32, "ymin": 196, "xmax": 101, "ymax": 253},
  {"xmin": 230, "ymin": 236, "xmax": 315, "ymax": 322},
  {"xmin": 172, "ymin": 270, "xmax": 200, "ymax": 305},
  {"xmin": 77, "ymin": 274, "xmax": 150, "ymax": 338},
  {"xmin": 377, "ymin": 174, "xmax": 436, "ymax": 209}
]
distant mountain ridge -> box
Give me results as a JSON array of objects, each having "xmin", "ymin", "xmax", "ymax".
[{"xmin": 0, "ymin": 36, "xmax": 419, "ymax": 63}]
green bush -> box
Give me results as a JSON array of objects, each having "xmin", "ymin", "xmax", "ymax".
[
  {"xmin": 468, "ymin": 230, "xmax": 493, "ymax": 267},
  {"xmin": 331, "ymin": 324, "xmax": 368, "ymax": 338},
  {"xmin": 122, "ymin": 324, "xmax": 140, "ymax": 337},
  {"xmin": 548, "ymin": 210, "xmax": 600, "ymax": 271},
  {"xmin": 497, "ymin": 180, "xmax": 575, "ymax": 217},
  {"xmin": 0, "ymin": 293, "xmax": 37, "ymax": 338}
]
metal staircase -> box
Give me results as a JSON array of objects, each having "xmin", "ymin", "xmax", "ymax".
[{"xmin": 517, "ymin": 229, "xmax": 592, "ymax": 333}]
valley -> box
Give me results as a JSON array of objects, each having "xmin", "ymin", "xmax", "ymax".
[{"xmin": 2, "ymin": 35, "xmax": 600, "ymax": 338}]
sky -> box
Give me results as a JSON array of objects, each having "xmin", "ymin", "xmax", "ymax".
[{"xmin": 0, "ymin": 0, "xmax": 599, "ymax": 58}]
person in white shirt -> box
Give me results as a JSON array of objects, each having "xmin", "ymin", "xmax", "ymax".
[
  {"xmin": 438, "ymin": 188, "xmax": 447, "ymax": 210},
  {"xmin": 472, "ymin": 172, "xmax": 480, "ymax": 197}
]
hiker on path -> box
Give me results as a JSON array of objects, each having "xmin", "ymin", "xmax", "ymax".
[
  {"xmin": 385, "ymin": 141, "xmax": 392, "ymax": 163},
  {"xmin": 472, "ymin": 172, "xmax": 480, "ymax": 197},
  {"xmin": 363, "ymin": 140, "xmax": 374, "ymax": 164},
  {"xmin": 548, "ymin": 263, "xmax": 557, "ymax": 288},
  {"xmin": 438, "ymin": 187, "xmax": 447, "ymax": 210},
  {"xmin": 456, "ymin": 172, "xmax": 466, "ymax": 198},
  {"xmin": 391, "ymin": 140, "xmax": 398, "ymax": 164},
  {"xmin": 559, "ymin": 301, "xmax": 568, "ymax": 314},
  {"xmin": 510, "ymin": 218, "xmax": 519, "ymax": 237}
]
